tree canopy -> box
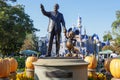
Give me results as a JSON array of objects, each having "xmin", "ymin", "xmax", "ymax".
[
  {"xmin": 0, "ymin": 0, "xmax": 38, "ymax": 55},
  {"xmin": 112, "ymin": 10, "xmax": 120, "ymax": 44},
  {"xmin": 103, "ymin": 31, "xmax": 113, "ymax": 42},
  {"xmin": 20, "ymin": 34, "xmax": 36, "ymax": 51}
]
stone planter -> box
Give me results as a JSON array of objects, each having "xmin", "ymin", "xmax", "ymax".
[
  {"xmin": 9, "ymin": 72, "xmax": 16, "ymax": 80},
  {"xmin": 88, "ymin": 69, "xmax": 97, "ymax": 79},
  {"xmin": 33, "ymin": 57, "xmax": 88, "ymax": 80},
  {"xmin": 0, "ymin": 78, "xmax": 9, "ymax": 80},
  {"xmin": 26, "ymin": 68, "xmax": 34, "ymax": 78}
]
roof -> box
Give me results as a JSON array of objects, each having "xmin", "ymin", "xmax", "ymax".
[{"xmin": 99, "ymin": 50, "xmax": 113, "ymax": 54}]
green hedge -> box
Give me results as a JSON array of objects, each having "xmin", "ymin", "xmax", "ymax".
[{"xmin": 14, "ymin": 56, "xmax": 27, "ymax": 72}]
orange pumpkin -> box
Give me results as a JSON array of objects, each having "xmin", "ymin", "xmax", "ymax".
[
  {"xmin": 0, "ymin": 58, "xmax": 10, "ymax": 78},
  {"xmin": 104, "ymin": 58, "xmax": 112, "ymax": 72},
  {"xmin": 26, "ymin": 56, "xmax": 38, "ymax": 69},
  {"xmin": 9, "ymin": 58, "xmax": 18, "ymax": 73},
  {"xmin": 110, "ymin": 59, "xmax": 120, "ymax": 78},
  {"xmin": 84, "ymin": 55, "xmax": 97, "ymax": 69}
]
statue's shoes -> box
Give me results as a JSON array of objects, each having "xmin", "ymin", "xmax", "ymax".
[
  {"xmin": 45, "ymin": 54, "xmax": 51, "ymax": 57},
  {"xmin": 56, "ymin": 54, "xmax": 59, "ymax": 57}
]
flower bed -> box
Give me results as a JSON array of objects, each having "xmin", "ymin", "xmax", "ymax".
[
  {"xmin": 88, "ymin": 72, "xmax": 106, "ymax": 80},
  {"xmin": 16, "ymin": 71, "xmax": 34, "ymax": 80}
]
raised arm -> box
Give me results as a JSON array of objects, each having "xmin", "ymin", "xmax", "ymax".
[{"xmin": 40, "ymin": 4, "xmax": 51, "ymax": 17}]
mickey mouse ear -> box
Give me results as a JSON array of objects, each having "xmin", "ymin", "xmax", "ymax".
[{"xmin": 68, "ymin": 28, "xmax": 72, "ymax": 32}]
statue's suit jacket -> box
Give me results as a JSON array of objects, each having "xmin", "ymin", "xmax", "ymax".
[{"xmin": 41, "ymin": 9, "xmax": 66, "ymax": 33}]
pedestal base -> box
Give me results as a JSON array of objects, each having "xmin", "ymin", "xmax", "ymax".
[
  {"xmin": 33, "ymin": 57, "xmax": 88, "ymax": 80},
  {"xmin": 26, "ymin": 69, "xmax": 34, "ymax": 78}
]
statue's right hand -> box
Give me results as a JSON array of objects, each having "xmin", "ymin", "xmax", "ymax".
[{"xmin": 40, "ymin": 4, "xmax": 44, "ymax": 9}]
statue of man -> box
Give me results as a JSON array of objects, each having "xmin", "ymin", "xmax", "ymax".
[{"xmin": 40, "ymin": 3, "xmax": 67, "ymax": 57}]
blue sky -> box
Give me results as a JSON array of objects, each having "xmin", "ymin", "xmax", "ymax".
[{"xmin": 16, "ymin": 0, "xmax": 120, "ymax": 41}]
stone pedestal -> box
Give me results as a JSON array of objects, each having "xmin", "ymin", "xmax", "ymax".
[
  {"xmin": 9, "ymin": 72, "xmax": 16, "ymax": 80},
  {"xmin": 88, "ymin": 69, "xmax": 97, "ymax": 79},
  {"xmin": 33, "ymin": 57, "xmax": 88, "ymax": 80},
  {"xmin": 26, "ymin": 69, "xmax": 34, "ymax": 78},
  {"xmin": 88, "ymin": 69, "xmax": 96, "ymax": 74}
]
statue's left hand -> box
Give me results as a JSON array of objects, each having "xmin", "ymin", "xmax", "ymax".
[
  {"xmin": 63, "ymin": 29, "xmax": 67, "ymax": 38},
  {"xmin": 63, "ymin": 28, "xmax": 67, "ymax": 33}
]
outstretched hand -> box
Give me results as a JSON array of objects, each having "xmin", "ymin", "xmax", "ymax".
[{"xmin": 40, "ymin": 4, "xmax": 44, "ymax": 9}]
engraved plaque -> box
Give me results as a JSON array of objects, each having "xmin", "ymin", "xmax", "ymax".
[{"xmin": 46, "ymin": 70, "xmax": 73, "ymax": 78}]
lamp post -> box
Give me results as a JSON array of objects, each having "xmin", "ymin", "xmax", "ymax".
[
  {"xmin": 97, "ymin": 42, "xmax": 100, "ymax": 61},
  {"xmin": 93, "ymin": 37, "xmax": 99, "ymax": 57},
  {"xmin": 82, "ymin": 37, "xmax": 87, "ymax": 56},
  {"xmin": 97, "ymin": 42, "xmax": 100, "ymax": 54},
  {"xmin": 93, "ymin": 40, "xmax": 96, "ymax": 57}
]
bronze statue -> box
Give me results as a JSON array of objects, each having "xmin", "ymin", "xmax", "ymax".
[{"xmin": 40, "ymin": 3, "xmax": 66, "ymax": 57}]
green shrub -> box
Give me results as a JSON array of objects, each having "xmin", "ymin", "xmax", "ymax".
[{"xmin": 14, "ymin": 56, "xmax": 27, "ymax": 72}]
